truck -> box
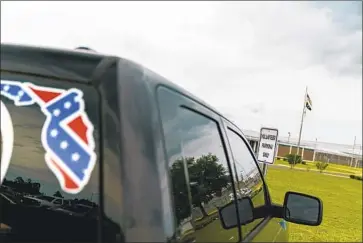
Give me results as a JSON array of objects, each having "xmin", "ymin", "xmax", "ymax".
[{"xmin": 0, "ymin": 43, "xmax": 323, "ymax": 242}]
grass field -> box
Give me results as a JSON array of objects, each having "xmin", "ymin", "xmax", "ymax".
[
  {"xmin": 191, "ymin": 164, "xmax": 362, "ymax": 242},
  {"xmin": 266, "ymin": 167, "xmax": 363, "ymax": 242},
  {"xmin": 275, "ymin": 159, "xmax": 363, "ymax": 176}
]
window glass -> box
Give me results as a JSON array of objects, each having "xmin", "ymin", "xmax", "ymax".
[
  {"xmin": 0, "ymin": 76, "xmax": 100, "ymax": 242},
  {"xmin": 226, "ymin": 128, "xmax": 267, "ymax": 238},
  {"xmin": 158, "ymin": 87, "xmax": 240, "ymax": 242}
]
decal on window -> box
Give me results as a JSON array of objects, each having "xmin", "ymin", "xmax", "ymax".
[
  {"xmin": 0, "ymin": 100, "xmax": 14, "ymax": 185},
  {"xmin": 0, "ymin": 80, "xmax": 97, "ymax": 194}
]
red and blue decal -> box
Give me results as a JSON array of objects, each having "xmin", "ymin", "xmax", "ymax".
[{"xmin": 0, "ymin": 80, "xmax": 96, "ymax": 194}]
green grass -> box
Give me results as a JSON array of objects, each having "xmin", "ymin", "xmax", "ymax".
[
  {"xmin": 191, "ymin": 166, "xmax": 362, "ymax": 242},
  {"xmin": 266, "ymin": 167, "xmax": 363, "ymax": 242},
  {"xmin": 275, "ymin": 159, "xmax": 363, "ymax": 176}
]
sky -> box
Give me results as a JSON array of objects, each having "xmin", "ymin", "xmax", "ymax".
[{"xmin": 1, "ymin": 1, "xmax": 362, "ymax": 146}]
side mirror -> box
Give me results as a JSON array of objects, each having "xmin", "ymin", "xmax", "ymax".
[
  {"xmin": 283, "ymin": 191, "xmax": 323, "ymax": 226},
  {"xmin": 218, "ymin": 197, "xmax": 254, "ymax": 229}
]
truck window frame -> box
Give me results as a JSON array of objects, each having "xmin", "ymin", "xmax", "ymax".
[{"xmin": 156, "ymin": 85, "xmax": 244, "ymax": 242}]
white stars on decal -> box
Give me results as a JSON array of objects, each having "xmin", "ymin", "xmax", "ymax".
[
  {"xmin": 50, "ymin": 129, "xmax": 58, "ymax": 138},
  {"xmin": 60, "ymin": 141, "xmax": 69, "ymax": 150}
]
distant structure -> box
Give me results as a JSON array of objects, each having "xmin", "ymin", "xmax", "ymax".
[{"xmin": 244, "ymin": 129, "xmax": 362, "ymax": 168}]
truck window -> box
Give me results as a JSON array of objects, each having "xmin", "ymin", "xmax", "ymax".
[
  {"xmin": 226, "ymin": 128, "xmax": 267, "ymax": 238},
  {"xmin": 0, "ymin": 75, "xmax": 100, "ymax": 242},
  {"xmin": 158, "ymin": 87, "xmax": 241, "ymax": 242}
]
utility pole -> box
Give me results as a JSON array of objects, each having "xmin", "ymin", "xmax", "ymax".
[
  {"xmin": 350, "ymin": 136, "xmax": 356, "ymax": 167},
  {"xmin": 288, "ymin": 132, "xmax": 292, "ymax": 154},
  {"xmin": 313, "ymin": 138, "xmax": 317, "ymax": 162},
  {"xmin": 295, "ymin": 86, "xmax": 308, "ymax": 162}
]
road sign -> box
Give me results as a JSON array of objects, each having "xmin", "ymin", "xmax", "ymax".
[{"xmin": 257, "ymin": 127, "xmax": 279, "ymax": 164}]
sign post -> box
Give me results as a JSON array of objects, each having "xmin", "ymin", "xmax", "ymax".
[{"xmin": 257, "ymin": 127, "xmax": 279, "ymax": 177}]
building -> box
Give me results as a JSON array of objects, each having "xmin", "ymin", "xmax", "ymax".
[{"xmin": 243, "ymin": 129, "xmax": 363, "ymax": 168}]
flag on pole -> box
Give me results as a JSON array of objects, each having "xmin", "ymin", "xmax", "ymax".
[{"xmin": 305, "ymin": 93, "xmax": 312, "ymax": 111}]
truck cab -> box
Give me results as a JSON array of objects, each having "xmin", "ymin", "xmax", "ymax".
[{"xmin": 0, "ymin": 44, "xmax": 323, "ymax": 242}]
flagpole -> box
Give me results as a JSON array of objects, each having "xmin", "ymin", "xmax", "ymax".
[{"xmin": 295, "ymin": 86, "xmax": 308, "ymax": 159}]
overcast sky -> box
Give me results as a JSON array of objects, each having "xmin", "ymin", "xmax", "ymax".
[{"xmin": 1, "ymin": 1, "xmax": 362, "ymax": 145}]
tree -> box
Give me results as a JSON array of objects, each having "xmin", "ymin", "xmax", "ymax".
[
  {"xmin": 3, "ymin": 177, "xmax": 41, "ymax": 195},
  {"xmin": 53, "ymin": 191, "xmax": 64, "ymax": 198},
  {"xmin": 15, "ymin": 176, "xmax": 25, "ymax": 184},
  {"xmin": 190, "ymin": 154, "xmax": 229, "ymax": 217},
  {"xmin": 285, "ymin": 154, "xmax": 302, "ymax": 168},
  {"xmin": 170, "ymin": 153, "xmax": 229, "ymax": 223},
  {"xmin": 316, "ymin": 161, "xmax": 329, "ymax": 173},
  {"xmin": 169, "ymin": 157, "xmax": 194, "ymax": 224}
]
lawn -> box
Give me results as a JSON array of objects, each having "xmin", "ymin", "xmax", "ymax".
[
  {"xmin": 266, "ymin": 167, "xmax": 363, "ymax": 242},
  {"xmin": 275, "ymin": 159, "xmax": 363, "ymax": 176},
  {"xmin": 191, "ymin": 166, "xmax": 362, "ymax": 242}
]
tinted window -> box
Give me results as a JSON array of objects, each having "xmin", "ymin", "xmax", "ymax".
[
  {"xmin": 0, "ymin": 75, "xmax": 100, "ymax": 242},
  {"xmin": 226, "ymin": 128, "xmax": 267, "ymax": 238},
  {"xmin": 158, "ymin": 87, "xmax": 240, "ymax": 242}
]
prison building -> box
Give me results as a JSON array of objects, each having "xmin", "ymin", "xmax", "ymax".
[{"xmin": 243, "ymin": 129, "xmax": 362, "ymax": 168}]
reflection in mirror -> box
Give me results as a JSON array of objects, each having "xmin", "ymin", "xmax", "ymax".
[
  {"xmin": 0, "ymin": 174, "xmax": 100, "ymax": 242},
  {"xmin": 236, "ymin": 198, "xmax": 254, "ymax": 225},
  {"xmin": 226, "ymin": 128, "xmax": 266, "ymax": 237},
  {"xmin": 219, "ymin": 197, "xmax": 254, "ymax": 229},
  {"xmin": 157, "ymin": 87, "xmax": 240, "ymax": 242},
  {"xmin": 177, "ymin": 111, "xmax": 238, "ymax": 242},
  {"xmin": 284, "ymin": 192, "xmax": 322, "ymax": 226}
]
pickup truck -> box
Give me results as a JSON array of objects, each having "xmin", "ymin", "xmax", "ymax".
[{"xmin": 0, "ymin": 43, "xmax": 323, "ymax": 242}]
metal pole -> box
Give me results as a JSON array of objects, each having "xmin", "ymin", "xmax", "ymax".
[
  {"xmin": 295, "ymin": 86, "xmax": 308, "ymax": 162},
  {"xmin": 233, "ymin": 160, "xmax": 242, "ymax": 193},
  {"xmin": 262, "ymin": 163, "xmax": 268, "ymax": 177},
  {"xmin": 288, "ymin": 132, "xmax": 292, "ymax": 154},
  {"xmin": 313, "ymin": 138, "xmax": 317, "ymax": 162}
]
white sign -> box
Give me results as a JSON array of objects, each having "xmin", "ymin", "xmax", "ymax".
[{"xmin": 257, "ymin": 127, "xmax": 278, "ymax": 164}]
